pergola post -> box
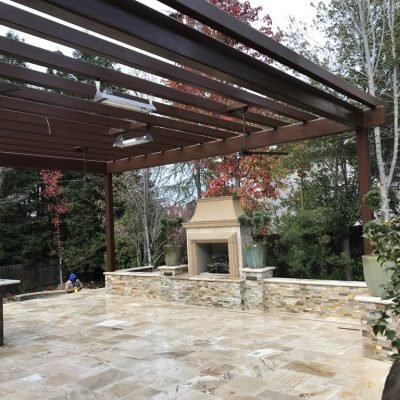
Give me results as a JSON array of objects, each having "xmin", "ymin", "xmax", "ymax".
[
  {"xmin": 104, "ymin": 173, "xmax": 116, "ymax": 271},
  {"xmin": 356, "ymin": 127, "xmax": 373, "ymax": 254}
]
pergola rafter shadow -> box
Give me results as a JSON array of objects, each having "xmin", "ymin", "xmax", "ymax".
[{"xmin": 0, "ymin": 0, "xmax": 382, "ymax": 269}]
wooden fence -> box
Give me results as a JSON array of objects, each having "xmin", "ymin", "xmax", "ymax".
[{"xmin": 0, "ymin": 263, "xmax": 60, "ymax": 292}]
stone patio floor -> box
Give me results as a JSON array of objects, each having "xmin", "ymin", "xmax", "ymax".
[{"xmin": 0, "ymin": 288, "xmax": 391, "ymax": 400}]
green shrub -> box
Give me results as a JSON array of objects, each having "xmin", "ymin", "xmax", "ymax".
[
  {"xmin": 160, "ymin": 217, "xmax": 184, "ymax": 245},
  {"xmin": 362, "ymin": 190, "xmax": 381, "ymax": 211},
  {"xmin": 238, "ymin": 211, "xmax": 270, "ymax": 242},
  {"xmin": 275, "ymin": 207, "xmax": 353, "ymax": 279}
]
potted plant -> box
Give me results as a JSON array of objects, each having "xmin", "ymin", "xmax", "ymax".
[
  {"xmin": 238, "ymin": 211, "xmax": 270, "ymax": 269},
  {"xmin": 362, "ymin": 191, "xmax": 395, "ymax": 297},
  {"xmin": 161, "ymin": 216, "xmax": 184, "ymax": 266},
  {"xmin": 368, "ymin": 216, "xmax": 400, "ymax": 398}
]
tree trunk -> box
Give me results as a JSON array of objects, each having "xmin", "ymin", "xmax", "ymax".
[
  {"xmin": 342, "ymin": 237, "xmax": 353, "ymax": 281},
  {"xmin": 54, "ymin": 224, "xmax": 63, "ymax": 286},
  {"xmin": 194, "ymin": 163, "xmax": 202, "ymax": 199},
  {"xmin": 299, "ymin": 176, "xmax": 305, "ymax": 209},
  {"xmin": 382, "ymin": 360, "xmax": 400, "ymax": 400},
  {"xmin": 356, "ymin": 0, "xmax": 398, "ymax": 219},
  {"xmin": 142, "ymin": 169, "xmax": 152, "ymax": 266}
]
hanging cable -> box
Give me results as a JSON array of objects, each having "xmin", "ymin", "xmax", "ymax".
[
  {"xmin": 83, "ymin": 147, "xmax": 87, "ymax": 178},
  {"xmin": 44, "ymin": 116, "xmax": 52, "ymax": 135},
  {"xmin": 242, "ymin": 110, "xmax": 247, "ymax": 149}
]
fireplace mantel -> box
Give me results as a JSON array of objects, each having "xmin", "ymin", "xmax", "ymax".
[
  {"xmin": 183, "ymin": 197, "xmax": 249, "ymax": 278},
  {"xmin": 182, "ymin": 196, "xmax": 244, "ymax": 229}
]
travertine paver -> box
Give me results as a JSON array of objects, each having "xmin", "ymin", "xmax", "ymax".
[{"xmin": 0, "ymin": 288, "xmax": 390, "ymax": 399}]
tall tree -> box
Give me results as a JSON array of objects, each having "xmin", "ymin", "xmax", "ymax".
[
  {"xmin": 62, "ymin": 174, "xmax": 105, "ymax": 274},
  {"xmin": 0, "ymin": 31, "xmax": 51, "ymax": 267},
  {"xmin": 40, "ymin": 170, "xmax": 69, "ymax": 284},
  {"xmin": 115, "ymin": 168, "xmax": 165, "ymax": 268},
  {"xmin": 168, "ymin": 1, "xmax": 280, "ymax": 207},
  {"xmin": 0, "ymin": 169, "xmax": 50, "ymax": 265},
  {"xmin": 317, "ymin": 0, "xmax": 400, "ymax": 218}
]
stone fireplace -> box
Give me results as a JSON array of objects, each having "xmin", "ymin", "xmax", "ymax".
[{"xmin": 182, "ymin": 196, "xmax": 249, "ymax": 278}]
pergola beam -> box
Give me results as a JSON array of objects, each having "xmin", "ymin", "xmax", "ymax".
[
  {"xmin": 0, "ymin": 61, "xmax": 94, "ymax": 98},
  {"xmin": 160, "ymin": 0, "xmax": 382, "ymax": 108},
  {"xmin": 14, "ymin": 0, "xmax": 364, "ymax": 126},
  {"xmin": 0, "ymin": 126, "xmax": 125, "ymax": 158},
  {"xmin": 0, "ymin": 124, "xmax": 185, "ymax": 158},
  {"xmin": 0, "ymin": 95, "xmax": 135, "ymax": 130},
  {"xmin": 0, "ymin": 109, "xmax": 177, "ymax": 157},
  {"xmin": 0, "ymin": 152, "xmax": 106, "ymax": 173},
  {"xmin": 0, "ymin": 103, "xmax": 224, "ymax": 159},
  {"xmin": 0, "ymin": 108, "xmax": 126, "ymax": 135},
  {"xmin": 5, "ymin": 88, "xmax": 237, "ymax": 140},
  {"xmin": 0, "ymin": 2, "xmax": 313, "ymax": 122},
  {"xmin": 0, "ymin": 58, "xmax": 263, "ymax": 133},
  {"xmin": 1, "ymin": 118, "xmax": 121, "ymax": 146},
  {"xmin": 0, "ymin": 36, "xmax": 277, "ymax": 129},
  {"xmin": 107, "ymin": 118, "xmax": 353, "ymax": 173},
  {"xmin": 0, "ymin": 141, "xmax": 113, "ymax": 161},
  {"xmin": 0, "ymin": 91, "xmax": 231, "ymax": 146}
]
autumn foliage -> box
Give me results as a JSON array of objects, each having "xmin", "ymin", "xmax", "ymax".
[
  {"xmin": 40, "ymin": 170, "xmax": 69, "ymax": 227},
  {"xmin": 203, "ymin": 155, "xmax": 277, "ymax": 211},
  {"xmin": 170, "ymin": 0, "xmax": 280, "ymax": 211}
]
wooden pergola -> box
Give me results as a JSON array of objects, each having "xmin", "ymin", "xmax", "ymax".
[{"xmin": 0, "ymin": 0, "xmax": 382, "ymax": 270}]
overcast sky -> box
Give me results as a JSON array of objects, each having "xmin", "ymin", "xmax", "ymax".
[
  {"xmin": 250, "ymin": 0, "xmax": 318, "ymax": 31},
  {"xmin": 135, "ymin": 0, "xmax": 323, "ymax": 40},
  {"xmin": 0, "ymin": 0, "xmax": 322, "ymax": 49}
]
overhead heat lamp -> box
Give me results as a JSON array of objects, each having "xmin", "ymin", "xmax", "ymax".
[
  {"xmin": 110, "ymin": 122, "xmax": 154, "ymax": 148},
  {"xmin": 113, "ymin": 132, "xmax": 153, "ymax": 148},
  {"xmin": 93, "ymin": 81, "xmax": 156, "ymax": 113}
]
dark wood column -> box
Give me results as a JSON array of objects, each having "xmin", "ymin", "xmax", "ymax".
[
  {"xmin": 104, "ymin": 173, "xmax": 116, "ymax": 271},
  {"xmin": 0, "ymin": 292, "xmax": 3, "ymax": 346},
  {"xmin": 356, "ymin": 127, "xmax": 374, "ymax": 254}
]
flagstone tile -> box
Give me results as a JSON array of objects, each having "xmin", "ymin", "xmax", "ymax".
[{"xmin": 0, "ymin": 288, "xmax": 391, "ymax": 400}]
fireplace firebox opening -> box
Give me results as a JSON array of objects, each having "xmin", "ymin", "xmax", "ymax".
[
  {"xmin": 196, "ymin": 242, "xmax": 229, "ymax": 274},
  {"xmin": 187, "ymin": 233, "xmax": 240, "ymax": 278}
]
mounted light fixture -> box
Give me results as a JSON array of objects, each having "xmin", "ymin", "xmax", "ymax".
[
  {"xmin": 227, "ymin": 102, "xmax": 248, "ymax": 117},
  {"xmin": 111, "ymin": 123, "xmax": 154, "ymax": 148},
  {"xmin": 94, "ymin": 81, "xmax": 156, "ymax": 113},
  {"xmin": 230, "ymin": 104, "xmax": 288, "ymax": 157},
  {"xmin": 113, "ymin": 132, "xmax": 153, "ymax": 148}
]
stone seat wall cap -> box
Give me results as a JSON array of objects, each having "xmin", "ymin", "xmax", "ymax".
[
  {"xmin": 263, "ymin": 278, "xmax": 367, "ymax": 287},
  {"xmin": 241, "ymin": 267, "xmax": 276, "ymax": 273},
  {"xmin": 355, "ymin": 295, "xmax": 393, "ymax": 304}
]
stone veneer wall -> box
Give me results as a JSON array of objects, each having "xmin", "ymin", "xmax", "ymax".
[
  {"xmin": 356, "ymin": 296, "xmax": 395, "ymax": 361},
  {"xmin": 264, "ymin": 278, "xmax": 369, "ymax": 319},
  {"xmin": 161, "ymin": 277, "xmax": 243, "ymax": 309},
  {"xmin": 105, "ymin": 271, "xmax": 369, "ymax": 318},
  {"xmin": 105, "ymin": 272, "xmax": 161, "ymax": 299}
]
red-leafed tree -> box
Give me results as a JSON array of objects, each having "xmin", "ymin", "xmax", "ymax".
[
  {"xmin": 203, "ymin": 155, "xmax": 278, "ymax": 211},
  {"xmin": 169, "ymin": 0, "xmax": 280, "ymax": 210},
  {"xmin": 40, "ymin": 170, "xmax": 70, "ymax": 285}
]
